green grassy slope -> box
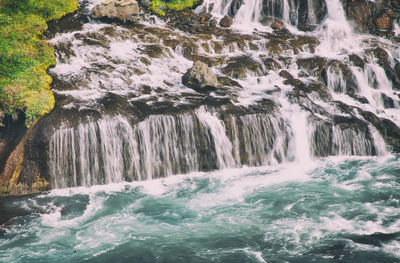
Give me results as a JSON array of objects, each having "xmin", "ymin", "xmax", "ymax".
[{"xmin": 0, "ymin": 0, "xmax": 78, "ymax": 126}]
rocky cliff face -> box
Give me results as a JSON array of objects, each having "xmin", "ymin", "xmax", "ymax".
[
  {"xmin": 341, "ymin": 0, "xmax": 400, "ymax": 36},
  {"xmin": 1, "ymin": 0, "xmax": 400, "ymax": 193}
]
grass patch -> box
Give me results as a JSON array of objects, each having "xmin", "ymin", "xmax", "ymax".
[
  {"xmin": 0, "ymin": 0, "xmax": 78, "ymax": 126},
  {"xmin": 166, "ymin": 0, "xmax": 196, "ymax": 11},
  {"xmin": 151, "ymin": 0, "xmax": 166, "ymax": 16},
  {"xmin": 150, "ymin": 0, "xmax": 198, "ymax": 16}
]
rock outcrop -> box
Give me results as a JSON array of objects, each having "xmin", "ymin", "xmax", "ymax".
[
  {"xmin": 92, "ymin": 0, "xmax": 139, "ymax": 22},
  {"xmin": 341, "ymin": 0, "xmax": 399, "ymax": 36},
  {"xmin": 182, "ymin": 61, "xmax": 220, "ymax": 91}
]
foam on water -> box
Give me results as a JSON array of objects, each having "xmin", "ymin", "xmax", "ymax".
[{"xmin": 2, "ymin": 157, "xmax": 400, "ymax": 262}]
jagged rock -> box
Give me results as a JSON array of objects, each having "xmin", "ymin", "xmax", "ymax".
[
  {"xmin": 349, "ymin": 54, "xmax": 365, "ymax": 68},
  {"xmin": 381, "ymin": 93, "xmax": 396, "ymax": 108},
  {"xmin": 182, "ymin": 61, "xmax": 219, "ymax": 91},
  {"xmin": 279, "ymin": 70, "xmax": 294, "ymax": 80},
  {"xmin": 217, "ymin": 77, "xmax": 242, "ymax": 88},
  {"xmin": 279, "ymin": 70, "xmax": 304, "ymax": 88},
  {"xmin": 296, "ymin": 57, "xmax": 327, "ymax": 83},
  {"xmin": 367, "ymin": 47, "xmax": 400, "ymax": 90},
  {"xmin": 261, "ymin": 57, "xmax": 282, "ymax": 71},
  {"xmin": 92, "ymin": 0, "xmax": 140, "ymax": 22},
  {"xmin": 219, "ymin": 15, "xmax": 233, "ymax": 27},
  {"xmin": 360, "ymin": 110, "xmax": 400, "ymax": 152},
  {"xmin": 222, "ymin": 55, "xmax": 264, "ymax": 79},
  {"xmin": 327, "ymin": 60, "xmax": 358, "ymax": 95}
]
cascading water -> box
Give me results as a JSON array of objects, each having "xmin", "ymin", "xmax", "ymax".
[
  {"xmin": 49, "ymin": 108, "xmax": 292, "ymax": 188},
  {"xmin": 2, "ymin": 0, "xmax": 400, "ymax": 261},
  {"xmin": 44, "ymin": 0, "xmax": 400, "ymax": 187}
]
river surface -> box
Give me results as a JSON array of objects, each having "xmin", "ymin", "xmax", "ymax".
[{"xmin": 1, "ymin": 157, "xmax": 400, "ymax": 262}]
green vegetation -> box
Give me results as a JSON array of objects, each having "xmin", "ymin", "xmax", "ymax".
[
  {"xmin": 166, "ymin": 0, "xmax": 197, "ymax": 11},
  {"xmin": 151, "ymin": 0, "xmax": 166, "ymax": 16},
  {"xmin": 0, "ymin": 0, "xmax": 78, "ymax": 126},
  {"xmin": 150, "ymin": 0, "xmax": 198, "ymax": 16}
]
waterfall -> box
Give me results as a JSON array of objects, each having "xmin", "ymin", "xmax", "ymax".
[
  {"xmin": 316, "ymin": 0, "xmax": 357, "ymax": 55},
  {"xmin": 43, "ymin": 0, "xmax": 400, "ymax": 189},
  {"xmin": 201, "ymin": 0, "xmax": 328, "ymax": 29},
  {"xmin": 49, "ymin": 108, "xmax": 293, "ymax": 188}
]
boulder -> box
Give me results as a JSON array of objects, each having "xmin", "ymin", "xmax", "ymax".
[
  {"xmin": 92, "ymin": 0, "xmax": 139, "ymax": 23},
  {"xmin": 182, "ymin": 61, "xmax": 220, "ymax": 91},
  {"xmin": 271, "ymin": 20, "xmax": 285, "ymax": 30},
  {"xmin": 219, "ymin": 15, "xmax": 233, "ymax": 27}
]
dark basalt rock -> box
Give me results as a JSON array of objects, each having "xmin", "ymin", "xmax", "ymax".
[
  {"xmin": 0, "ymin": 113, "xmax": 27, "ymax": 187},
  {"xmin": 297, "ymin": 23, "xmax": 318, "ymax": 32},
  {"xmin": 296, "ymin": 57, "xmax": 327, "ymax": 83},
  {"xmin": 348, "ymin": 54, "xmax": 365, "ymax": 68},
  {"xmin": 381, "ymin": 93, "xmax": 396, "ymax": 108},
  {"xmin": 261, "ymin": 57, "xmax": 282, "ymax": 71},
  {"xmin": 309, "ymin": 114, "xmax": 376, "ymax": 157},
  {"xmin": 360, "ymin": 110, "xmax": 400, "ymax": 152},
  {"xmin": 366, "ymin": 48, "xmax": 400, "ymax": 90},
  {"xmin": 222, "ymin": 56, "xmax": 265, "ymax": 78},
  {"xmin": 327, "ymin": 60, "xmax": 358, "ymax": 96}
]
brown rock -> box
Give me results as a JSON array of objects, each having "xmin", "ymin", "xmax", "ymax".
[
  {"xmin": 345, "ymin": 0, "xmax": 370, "ymax": 31},
  {"xmin": 271, "ymin": 20, "xmax": 285, "ymax": 30},
  {"xmin": 219, "ymin": 15, "xmax": 233, "ymax": 28},
  {"xmin": 375, "ymin": 12, "xmax": 393, "ymax": 31}
]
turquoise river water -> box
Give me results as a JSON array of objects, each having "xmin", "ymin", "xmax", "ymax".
[{"xmin": 1, "ymin": 157, "xmax": 400, "ymax": 262}]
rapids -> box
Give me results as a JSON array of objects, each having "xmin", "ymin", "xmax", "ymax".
[{"xmin": 1, "ymin": 157, "xmax": 400, "ymax": 262}]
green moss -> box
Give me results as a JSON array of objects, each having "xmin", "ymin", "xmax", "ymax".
[
  {"xmin": 149, "ymin": 0, "xmax": 198, "ymax": 16},
  {"xmin": 151, "ymin": 0, "xmax": 166, "ymax": 16},
  {"xmin": 166, "ymin": 0, "xmax": 196, "ymax": 11},
  {"xmin": 0, "ymin": 0, "xmax": 78, "ymax": 126}
]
